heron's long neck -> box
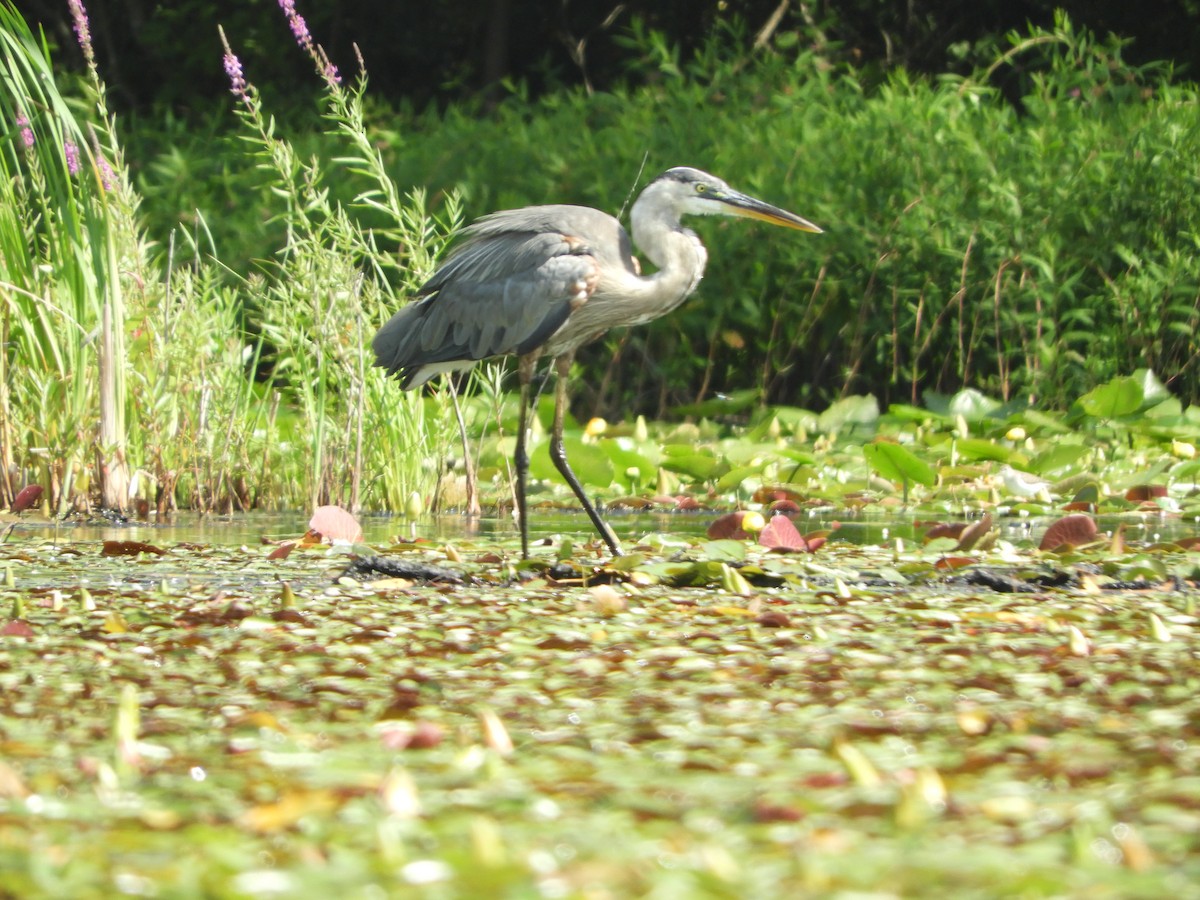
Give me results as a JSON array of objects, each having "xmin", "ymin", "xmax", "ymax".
[{"xmin": 629, "ymin": 204, "xmax": 708, "ymax": 313}]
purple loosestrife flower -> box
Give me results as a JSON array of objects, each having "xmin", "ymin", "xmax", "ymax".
[
  {"xmin": 317, "ymin": 47, "xmax": 342, "ymax": 87},
  {"xmin": 224, "ymin": 49, "xmax": 248, "ymax": 99},
  {"xmin": 64, "ymin": 140, "xmax": 80, "ymax": 175},
  {"xmin": 219, "ymin": 27, "xmax": 253, "ymax": 107},
  {"xmin": 16, "ymin": 114, "xmax": 34, "ymax": 149},
  {"xmin": 89, "ymin": 133, "xmax": 114, "ymax": 190},
  {"xmin": 68, "ymin": 0, "xmax": 96, "ymax": 69},
  {"xmin": 279, "ymin": 0, "xmax": 314, "ymax": 53},
  {"xmin": 97, "ymin": 156, "xmax": 114, "ymax": 190},
  {"xmin": 277, "ymin": 0, "xmax": 340, "ymax": 87}
]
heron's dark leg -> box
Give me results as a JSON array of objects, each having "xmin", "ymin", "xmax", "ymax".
[
  {"xmin": 514, "ymin": 356, "xmax": 535, "ymax": 559},
  {"xmin": 550, "ymin": 354, "xmax": 621, "ymax": 557}
]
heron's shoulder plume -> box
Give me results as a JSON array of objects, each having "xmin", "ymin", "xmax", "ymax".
[{"xmin": 464, "ymin": 205, "xmax": 609, "ymax": 239}]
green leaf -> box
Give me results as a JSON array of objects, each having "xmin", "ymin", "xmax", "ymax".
[
  {"xmin": 765, "ymin": 406, "xmax": 820, "ymax": 431},
  {"xmin": 953, "ymin": 438, "xmax": 1014, "ymax": 463},
  {"xmin": 670, "ymin": 389, "xmax": 759, "ymax": 418},
  {"xmin": 1029, "ymin": 443, "xmax": 1089, "ymax": 474},
  {"xmin": 701, "ymin": 540, "xmax": 747, "ymax": 562},
  {"xmin": 886, "ymin": 403, "xmax": 950, "ymax": 425},
  {"xmin": 529, "ymin": 437, "xmax": 614, "ymax": 489},
  {"xmin": 863, "ymin": 442, "xmax": 937, "ymax": 487},
  {"xmin": 715, "ymin": 464, "xmax": 765, "ymax": 493},
  {"xmin": 818, "ymin": 395, "xmax": 880, "ymax": 431},
  {"xmin": 1077, "ymin": 376, "xmax": 1144, "ymax": 419},
  {"xmin": 1133, "ymin": 369, "xmax": 1171, "ymax": 406},
  {"xmin": 1170, "ymin": 459, "xmax": 1200, "ymax": 481},
  {"xmin": 660, "ymin": 446, "xmax": 729, "ymax": 481},
  {"xmin": 1143, "ymin": 397, "xmax": 1183, "ymax": 419},
  {"xmin": 600, "ymin": 442, "xmax": 659, "ymax": 488},
  {"xmin": 1068, "ymin": 483, "xmax": 1100, "ymax": 505},
  {"xmin": 1016, "ymin": 409, "xmax": 1073, "ymax": 434},
  {"xmin": 947, "ymin": 388, "xmax": 1002, "ymax": 421}
]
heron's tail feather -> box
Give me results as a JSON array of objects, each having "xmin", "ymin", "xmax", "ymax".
[{"xmin": 373, "ymin": 303, "xmax": 475, "ymax": 389}]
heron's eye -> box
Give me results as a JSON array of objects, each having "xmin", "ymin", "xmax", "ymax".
[{"xmin": 695, "ymin": 184, "xmax": 708, "ymax": 193}]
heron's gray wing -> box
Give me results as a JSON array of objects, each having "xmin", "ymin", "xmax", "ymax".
[{"xmin": 372, "ymin": 228, "xmax": 599, "ymax": 387}]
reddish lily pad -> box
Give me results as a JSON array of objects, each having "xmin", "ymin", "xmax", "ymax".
[
  {"xmin": 706, "ymin": 511, "xmax": 764, "ymax": 540},
  {"xmin": 956, "ymin": 513, "xmax": 993, "ymax": 551},
  {"xmin": 102, "ymin": 540, "xmax": 166, "ymax": 557},
  {"xmin": 925, "ymin": 522, "xmax": 967, "ymax": 542},
  {"xmin": 11, "ymin": 485, "xmax": 43, "ymax": 513},
  {"xmin": 309, "ymin": 505, "xmax": 363, "ymax": 543},
  {"xmin": 935, "ymin": 556, "xmax": 978, "ymax": 570},
  {"xmin": 752, "ymin": 486, "xmax": 804, "ymax": 504},
  {"xmin": 267, "ymin": 541, "xmax": 298, "ymax": 560},
  {"xmin": 1125, "ymin": 484, "xmax": 1167, "ymax": 502},
  {"xmin": 759, "ymin": 514, "xmax": 807, "ymax": 551},
  {"xmin": 1, "ymin": 619, "xmax": 35, "ymax": 637},
  {"xmin": 1039, "ymin": 514, "xmax": 1098, "ymax": 551}
]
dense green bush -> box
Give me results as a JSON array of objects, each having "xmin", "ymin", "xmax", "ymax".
[
  {"xmin": 127, "ymin": 15, "xmax": 1200, "ymax": 419},
  {"xmin": 310, "ymin": 17, "xmax": 1200, "ymax": 415}
]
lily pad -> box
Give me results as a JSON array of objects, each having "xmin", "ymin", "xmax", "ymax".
[{"xmin": 863, "ymin": 441, "xmax": 938, "ymax": 488}]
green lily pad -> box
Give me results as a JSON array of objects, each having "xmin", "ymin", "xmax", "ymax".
[
  {"xmin": 1078, "ymin": 375, "xmax": 1144, "ymax": 419},
  {"xmin": 529, "ymin": 437, "xmax": 614, "ymax": 489},
  {"xmin": 863, "ymin": 441, "xmax": 938, "ymax": 488},
  {"xmin": 818, "ymin": 394, "xmax": 881, "ymax": 431}
]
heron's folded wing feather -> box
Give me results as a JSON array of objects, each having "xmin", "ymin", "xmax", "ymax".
[{"xmin": 372, "ymin": 230, "xmax": 598, "ymax": 386}]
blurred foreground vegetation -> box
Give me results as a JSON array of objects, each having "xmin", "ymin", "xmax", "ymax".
[{"xmin": 2, "ymin": 1, "xmax": 1200, "ymax": 515}]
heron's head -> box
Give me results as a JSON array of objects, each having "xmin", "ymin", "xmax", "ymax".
[{"xmin": 646, "ymin": 167, "xmax": 822, "ymax": 233}]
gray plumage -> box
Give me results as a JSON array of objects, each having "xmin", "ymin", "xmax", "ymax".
[
  {"xmin": 372, "ymin": 166, "xmax": 822, "ymax": 557},
  {"xmin": 373, "ymin": 206, "xmax": 627, "ymax": 387}
]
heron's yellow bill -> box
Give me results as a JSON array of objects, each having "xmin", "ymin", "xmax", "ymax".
[{"xmin": 727, "ymin": 197, "xmax": 823, "ymax": 233}]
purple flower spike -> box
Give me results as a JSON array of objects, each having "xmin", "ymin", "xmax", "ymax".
[
  {"xmin": 317, "ymin": 47, "xmax": 342, "ymax": 87},
  {"xmin": 89, "ymin": 133, "xmax": 114, "ymax": 190},
  {"xmin": 279, "ymin": 0, "xmax": 314, "ymax": 52},
  {"xmin": 16, "ymin": 114, "xmax": 34, "ymax": 149},
  {"xmin": 224, "ymin": 50, "xmax": 248, "ymax": 99},
  {"xmin": 219, "ymin": 27, "xmax": 253, "ymax": 107},
  {"xmin": 64, "ymin": 140, "xmax": 80, "ymax": 175},
  {"xmin": 68, "ymin": 0, "xmax": 96, "ymax": 68}
]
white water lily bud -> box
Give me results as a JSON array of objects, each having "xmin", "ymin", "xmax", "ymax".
[{"xmin": 634, "ymin": 415, "xmax": 649, "ymax": 443}]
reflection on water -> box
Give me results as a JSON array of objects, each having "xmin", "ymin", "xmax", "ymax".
[{"xmin": 9, "ymin": 507, "xmax": 1196, "ymax": 549}]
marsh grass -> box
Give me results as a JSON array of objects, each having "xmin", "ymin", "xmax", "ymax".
[
  {"xmin": 216, "ymin": 22, "xmax": 463, "ymax": 513},
  {"xmin": 0, "ymin": 2, "xmax": 137, "ymax": 512},
  {"xmin": 0, "ymin": 1, "xmax": 458, "ymax": 516}
]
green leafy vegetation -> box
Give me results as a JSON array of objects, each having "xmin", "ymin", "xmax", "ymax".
[
  {"xmin": 7, "ymin": 1, "xmax": 1200, "ymax": 514},
  {"xmin": 129, "ymin": 14, "xmax": 1200, "ymax": 420},
  {"xmin": 2, "ymin": 493, "xmax": 1199, "ymax": 896},
  {"xmin": 3, "ymin": 6, "xmax": 1199, "ymax": 895}
]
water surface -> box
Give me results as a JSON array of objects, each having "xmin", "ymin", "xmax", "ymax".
[{"xmin": 10, "ymin": 507, "xmax": 1192, "ymax": 549}]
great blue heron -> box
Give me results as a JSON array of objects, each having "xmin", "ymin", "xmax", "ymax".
[{"xmin": 373, "ymin": 166, "xmax": 822, "ymax": 558}]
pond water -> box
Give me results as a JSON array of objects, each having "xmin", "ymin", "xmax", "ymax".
[{"xmin": 9, "ymin": 506, "xmax": 1196, "ymax": 549}]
